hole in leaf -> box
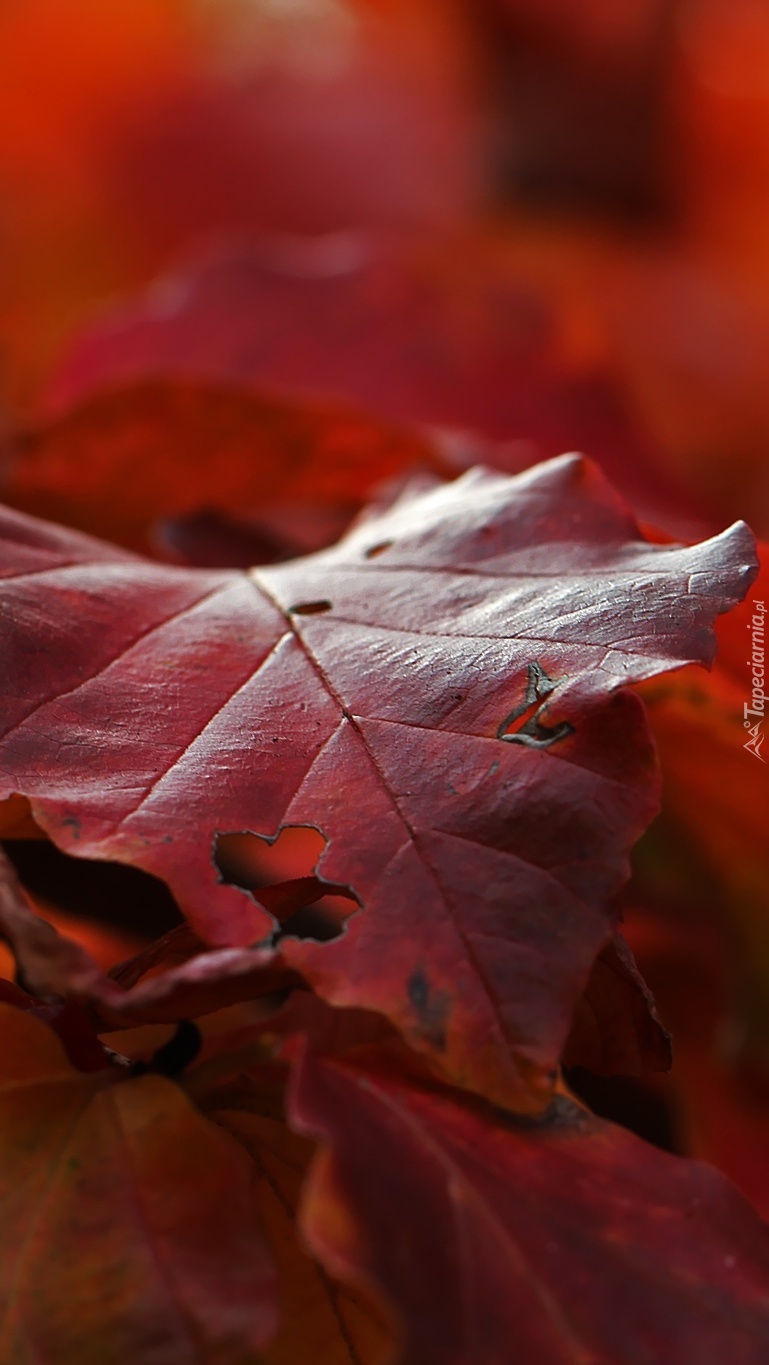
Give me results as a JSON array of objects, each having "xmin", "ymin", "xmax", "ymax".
[
  {"xmin": 214, "ymin": 825, "xmax": 358, "ymax": 944},
  {"xmin": 499, "ymin": 713, "xmax": 574, "ymax": 749},
  {"xmin": 497, "ymin": 660, "xmax": 574, "ymax": 749},
  {"xmin": 2, "ymin": 839, "xmax": 184, "ymax": 943},
  {"xmin": 287, "ymin": 600, "xmax": 332, "ymax": 616},
  {"xmin": 498, "ymin": 695, "xmax": 544, "ymax": 739},
  {"xmin": 364, "ymin": 540, "xmax": 393, "ymax": 559}
]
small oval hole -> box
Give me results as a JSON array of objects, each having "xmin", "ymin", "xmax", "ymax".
[
  {"xmin": 288, "ymin": 600, "xmax": 332, "ymax": 616},
  {"xmin": 364, "ymin": 540, "xmax": 393, "ymax": 559}
]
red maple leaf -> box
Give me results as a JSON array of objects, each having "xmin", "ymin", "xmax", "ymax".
[{"xmin": 0, "ymin": 455, "xmax": 755, "ymax": 1109}]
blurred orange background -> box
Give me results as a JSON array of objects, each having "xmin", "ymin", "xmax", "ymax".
[{"xmin": 3, "ymin": 0, "xmax": 769, "ymax": 529}]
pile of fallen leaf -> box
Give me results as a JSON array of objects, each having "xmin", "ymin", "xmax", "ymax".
[{"xmin": 2, "ymin": 3, "xmax": 769, "ymax": 1362}]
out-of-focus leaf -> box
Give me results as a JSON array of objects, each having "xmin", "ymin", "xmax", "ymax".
[
  {"xmin": 562, "ymin": 931, "xmax": 672, "ymax": 1075},
  {"xmin": 40, "ymin": 235, "xmax": 566, "ymax": 429},
  {"xmin": 0, "ymin": 1003, "xmax": 277, "ymax": 1362},
  {"xmin": 6, "ymin": 380, "xmax": 447, "ymax": 554},
  {"xmin": 620, "ymin": 910, "xmax": 769, "ymax": 1221},
  {"xmin": 202, "ymin": 1062, "xmax": 394, "ymax": 1365},
  {"xmin": 291, "ymin": 1044, "xmax": 769, "ymax": 1365},
  {"xmin": 41, "ymin": 233, "xmax": 712, "ymax": 539}
]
